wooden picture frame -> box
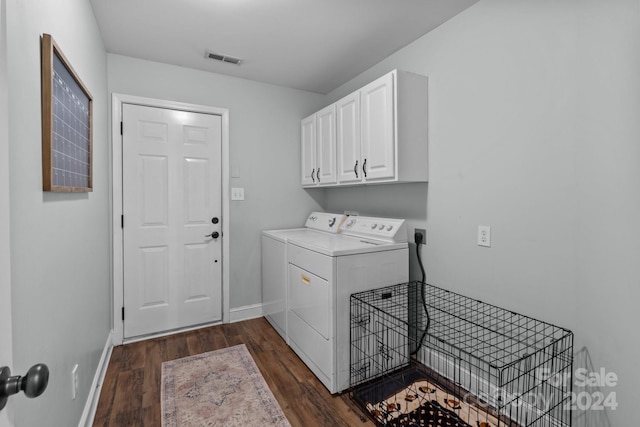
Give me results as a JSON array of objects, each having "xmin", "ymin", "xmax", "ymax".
[{"xmin": 41, "ymin": 33, "xmax": 93, "ymax": 192}]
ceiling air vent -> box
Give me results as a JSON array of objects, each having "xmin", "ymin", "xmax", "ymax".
[{"xmin": 205, "ymin": 51, "xmax": 242, "ymax": 65}]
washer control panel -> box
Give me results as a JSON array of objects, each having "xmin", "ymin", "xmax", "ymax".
[
  {"xmin": 304, "ymin": 212, "xmax": 347, "ymax": 233},
  {"xmin": 340, "ymin": 216, "xmax": 407, "ymax": 243}
]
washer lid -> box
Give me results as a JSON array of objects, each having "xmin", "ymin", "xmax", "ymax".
[
  {"xmin": 262, "ymin": 212, "xmax": 346, "ymax": 242},
  {"xmin": 287, "ymin": 232, "xmax": 408, "ymax": 256}
]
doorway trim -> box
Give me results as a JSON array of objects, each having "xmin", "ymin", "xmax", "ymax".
[{"xmin": 111, "ymin": 93, "xmax": 230, "ymax": 345}]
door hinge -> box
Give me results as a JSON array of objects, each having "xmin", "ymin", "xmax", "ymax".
[
  {"xmin": 121, "ymin": 215, "xmax": 124, "ymax": 229},
  {"xmin": 120, "ymin": 121, "xmax": 123, "ymax": 135},
  {"xmin": 122, "ymin": 307, "xmax": 125, "ymax": 321}
]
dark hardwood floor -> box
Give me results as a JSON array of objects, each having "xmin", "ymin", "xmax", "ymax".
[{"xmin": 93, "ymin": 317, "xmax": 374, "ymax": 426}]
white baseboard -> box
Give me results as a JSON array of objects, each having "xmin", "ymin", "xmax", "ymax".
[
  {"xmin": 79, "ymin": 331, "xmax": 113, "ymax": 427},
  {"xmin": 229, "ymin": 303, "xmax": 264, "ymax": 323}
]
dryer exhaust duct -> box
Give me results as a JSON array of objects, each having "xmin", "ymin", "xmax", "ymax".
[{"xmin": 205, "ymin": 50, "xmax": 242, "ymax": 65}]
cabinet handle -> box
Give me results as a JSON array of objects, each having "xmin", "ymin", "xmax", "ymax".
[
  {"xmin": 363, "ymin": 158, "xmax": 367, "ymax": 178},
  {"xmin": 317, "ymin": 168, "xmax": 320, "ymax": 182},
  {"xmin": 354, "ymin": 160, "xmax": 358, "ymax": 178},
  {"xmin": 311, "ymin": 168, "xmax": 315, "ymax": 183}
]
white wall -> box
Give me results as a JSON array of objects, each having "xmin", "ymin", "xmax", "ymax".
[
  {"xmin": 107, "ymin": 54, "xmax": 326, "ymax": 308},
  {"xmin": 326, "ymin": 0, "xmax": 639, "ymax": 424},
  {"xmin": 6, "ymin": 0, "xmax": 111, "ymax": 426},
  {"xmin": 573, "ymin": 0, "xmax": 640, "ymax": 424}
]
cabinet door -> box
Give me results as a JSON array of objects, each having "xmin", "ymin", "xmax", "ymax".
[
  {"xmin": 336, "ymin": 91, "xmax": 361, "ymax": 184},
  {"xmin": 315, "ymin": 105, "xmax": 337, "ymax": 185},
  {"xmin": 361, "ymin": 71, "xmax": 395, "ymax": 181},
  {"xmin": 301, "ymin": 114, "xmax": 316, "ymax": 186}
]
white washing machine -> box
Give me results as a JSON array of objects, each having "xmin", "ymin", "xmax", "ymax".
[{"xmin": 261, "ymin": 212, "xmax": 409, "ymax": 393}]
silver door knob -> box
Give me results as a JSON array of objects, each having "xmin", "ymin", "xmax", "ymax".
[{"xmin": 0, "ymin": 364, "xmax": 49, "ymax": 410}]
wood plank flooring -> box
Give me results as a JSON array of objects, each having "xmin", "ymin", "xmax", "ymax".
[{"xmin": 93, "ymin": 317, "xmax": 374, "ymax": 427}]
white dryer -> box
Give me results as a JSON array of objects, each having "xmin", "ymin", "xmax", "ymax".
[
  {"xmin": 261, "ymin": 212, "xmax": 409, "ymax": 393},
  {"xmin": 261, "ymin": 213, "xmax": 346, "ymax": 343}
]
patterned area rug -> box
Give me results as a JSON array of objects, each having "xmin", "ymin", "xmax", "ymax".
[{"xmin": 162, "ymin": 344, "xmax": 291, "ymax": 427}]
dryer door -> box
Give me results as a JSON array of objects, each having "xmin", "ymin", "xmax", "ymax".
[{"xmin": 288, "ymin": 264, "xmax": 330, "ymax": 339}]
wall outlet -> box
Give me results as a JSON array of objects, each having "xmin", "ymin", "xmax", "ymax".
[
  {"xmin": 71, "ymin": 364, "xmax": 79, "ymax": 400},
  {"xmin": 478, "ymin": 225, "xmax": 491, "ymax": 247},
  {"xmin": 414, "ymin": 228, "xmax": 426, "ymax": 245}
]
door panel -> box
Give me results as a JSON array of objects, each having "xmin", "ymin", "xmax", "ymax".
[
  {"xmin": 315, "ymin": 104, "xmax": 337, "ymax": 185},
  {"xmin": 288, "ymin": 264, "xmax": 330, "ymax": 340},
  {"xmin": 301, "ymin": 114, "xmax": 316, "ymax": 185},
  {"xmin": 123, "ymin": 104, "xmax": 222, "ymax": 338},
  {"xmin": 336, "ymin": 91, "xmax": 361, "ymax": 183},
  {"xmin": 361, "ymin": 72, "xmax": 395, "ymax": 181},
  {"xmin": 140, "ymin": 155, "xmax": 168, "ymax": 225}
]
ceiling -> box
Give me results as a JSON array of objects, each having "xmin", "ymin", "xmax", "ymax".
[{"xmin": 90, "ymin": 0, "xmax": 479, "ymax": 94}]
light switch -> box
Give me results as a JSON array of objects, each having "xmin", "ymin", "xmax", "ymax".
[{"xmin": 231, "ymin": 187, "xmax": 245, "ymax": 201}]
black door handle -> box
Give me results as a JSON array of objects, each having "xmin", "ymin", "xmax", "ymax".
[
  {"xmin": 0, "ymin": 364, "xmax": 49, "ymax": 410},
  {"xmin": 205, "ymin": 231, "xmax": 220, "ymax": 239}
]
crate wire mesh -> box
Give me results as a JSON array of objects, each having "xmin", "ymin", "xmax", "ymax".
[{"xmin": 350, "ymin": 281, "xmax": 574, "ymax": 427}]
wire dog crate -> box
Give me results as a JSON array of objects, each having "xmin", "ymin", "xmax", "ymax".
[{"xmin": 350, "ymin": 281, "xmax": 574, "ymax": 427}]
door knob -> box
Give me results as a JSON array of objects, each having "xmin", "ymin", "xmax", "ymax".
[
  {"xmin": 205, "ymin": 231, "xmax": 220, "ymax": 239},
  {"xmin": 211, "ymin": 217, "xmax": 219, "ymax": 224},
  {"xmin": 0, "ymin": 364, "xmax": 49, "ymax": 410}
]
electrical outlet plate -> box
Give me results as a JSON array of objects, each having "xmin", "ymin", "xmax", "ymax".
[
  {"xmin": 478, "ymin": 225, "xmax": 491, "ymax": 247},
  {"xmin": 415, "ymin": 228, "xmax": 426, "ymax": 244}
]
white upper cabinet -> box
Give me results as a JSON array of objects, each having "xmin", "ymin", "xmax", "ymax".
[
  {"xmin": 301, "ymin": 104, "xmax": 337, "ymax": 187},
  {"xmin": 303, "ymin": 69, "xmax": 428, "ymax": 187}
]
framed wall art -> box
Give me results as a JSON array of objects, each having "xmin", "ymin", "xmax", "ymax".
[{"xmin": 41, "ymin": 33, "xmax": 93, "ymax": 192}]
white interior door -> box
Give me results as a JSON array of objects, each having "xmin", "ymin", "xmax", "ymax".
[{"xmin": 122, "ymin": 104, "xmax": 223, "ymax": 338}]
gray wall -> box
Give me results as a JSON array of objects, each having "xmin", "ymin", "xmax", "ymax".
[
  {"xmin": 6, "ymin": 0, "xmax": 110, "ymax": 425},
  {"xmin": 0, "ymin": 2, "xmax": 12, "ymax": 424},
  {"xmin": 325, "ymin": 0, "xmax": 639, "ymax": 425},
  {"xmin": 107, "ymin": 54, "xmax": 326, "ymax": 308}
]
